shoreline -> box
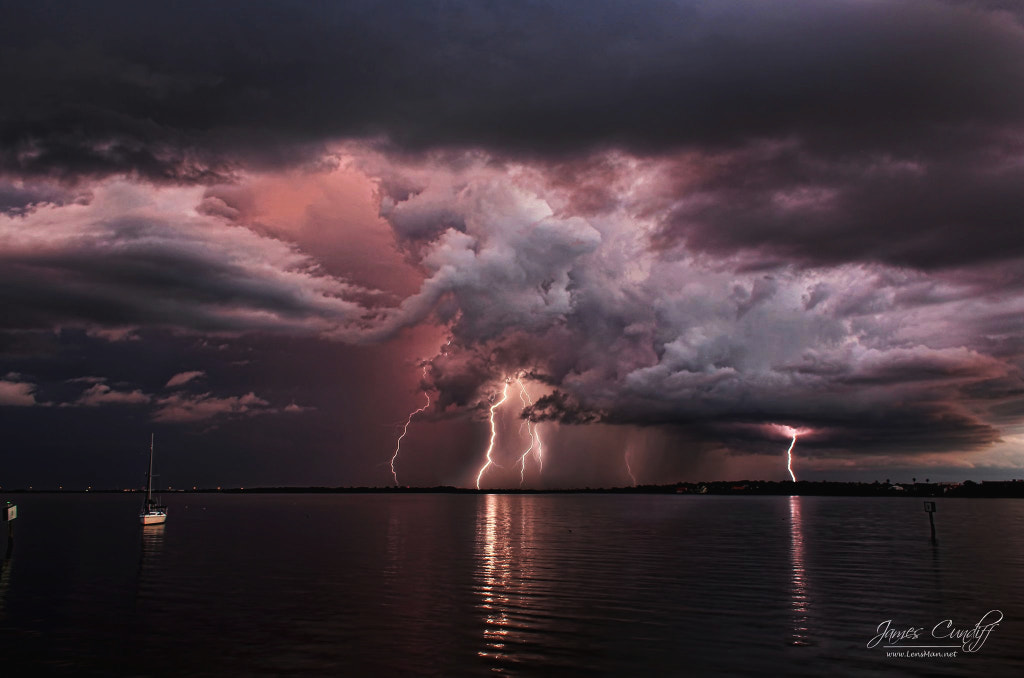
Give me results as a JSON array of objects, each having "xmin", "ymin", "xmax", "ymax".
[{"xmin": 4, "ymin": 479, "xmax": 1023, "ymax": 498}]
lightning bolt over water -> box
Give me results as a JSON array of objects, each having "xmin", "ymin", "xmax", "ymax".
[
  {"xmin": 475, "ymin": 379, "xmax": 510, "ymax": 490},
  {"xmin": 625, "ymin": 448, "xmax": 638, "ymax": 487},
  {"xmin": 390, "ymin": 365, "xmax": 431, "ymax": 486},
  {"xmin": 778, "ymin": 425, "xmax": 801, "ymax": 482},
  {"xmin": 514, "ymin": 376, "xmax": 543, "ymax": 486}
]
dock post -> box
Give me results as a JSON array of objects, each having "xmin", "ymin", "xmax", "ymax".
[{"xmin": 2, "ymin": 502, "xmax": 14, "ymax": 557}]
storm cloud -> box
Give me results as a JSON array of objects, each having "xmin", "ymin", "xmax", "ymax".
[
  {"xmin": 0, "ymin": 179, "xmax": 376, "ymax": 336},
  {"xmin": 366, "ymin": 159, "xmax": 1021, "ymax": 461},
  {"xmin": 1, "ymin": 1, "xmax": 1023, "ymax": 486},
  {"xmin": 4, "ymin": 2, "xmax": 1024, "ymax": 164}
]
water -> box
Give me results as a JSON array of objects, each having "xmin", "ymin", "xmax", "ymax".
[{"xmin": 0, "ymin": 493, "xmax": 1021, "ymax": 676}]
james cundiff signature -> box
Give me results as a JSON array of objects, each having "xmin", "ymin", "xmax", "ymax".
[{"xmin": 867, "ymin": 610, "xmax": 1003, "ymax": 654}]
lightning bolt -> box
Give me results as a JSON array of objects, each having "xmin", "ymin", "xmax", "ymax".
[
  {"xmin": 534, "ymin": 412, "xmax": 544, "ymax": 474},
  {"xmin": 390, "ymin": 365, "xmax": 431, "ymax": 486},
  {"xmin": 786, "ymin": 432, "xmax": 798, "ymax": 482},
  {"xmin": 475, "ymin": 379, "xmax": 510, "ymax": 490},
  {"xmin": 514, "ymin": 375, "xmax": 543, "ymax": 486},
  {"xmin": 518, "ymin": 375, "xmax": 544, "ymax": 473},
  {"xmin": 625, "ymin": 448, "xmax": 638, "ymax": 487},
  {"xmin": 776, "ymin": 425, "xmax": 803, "ymax": 482}
]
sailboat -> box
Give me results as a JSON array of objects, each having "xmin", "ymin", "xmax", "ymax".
[{"xmin": 140, "ymin": 434, "xmax": 167, "ymax": 526}]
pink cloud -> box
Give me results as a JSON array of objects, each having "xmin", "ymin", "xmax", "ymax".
[
  {"xmin": 0, "ymin": 379, "xmax": 41, "ymax": 406},
  {"xmin": 152, "ymin": 391, "xmax": 271, "ymax": 423},
  {"xmin": 201, "ymin": 163, "xmax": 422, "ymax": 297},
  {"xmin": 165, "ymin": 370, "xmax": 206, "ymax": 388},
  {"xmin": 73, "ymin": 383, "xmax": 150, "ymax": 407},
  {"xmin": 85, "ymin": 327, "xmax": 140, "ymax": 342},
  {"xmin": 0, "ymin": 178, "xmax": 379, "ymax": 337}
]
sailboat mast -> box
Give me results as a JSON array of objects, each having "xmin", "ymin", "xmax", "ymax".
[{"xmin": 147, "ymin": 433, "xmax": 154, "ymax": 504}]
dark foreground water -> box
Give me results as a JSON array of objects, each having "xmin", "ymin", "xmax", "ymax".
[{"xmin": 0, "ymin": 494, "xmax": 1021, "ymax": 677}]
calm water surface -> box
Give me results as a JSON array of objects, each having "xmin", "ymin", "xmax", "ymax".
[{"xmin": 0, "ymin": 494, "xmax": 1021, "ymax": 676}]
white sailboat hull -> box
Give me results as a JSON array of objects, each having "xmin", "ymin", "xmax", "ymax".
[{"xmin": 140, "ymin": 511, "xmax": 167, "ymax": 525}]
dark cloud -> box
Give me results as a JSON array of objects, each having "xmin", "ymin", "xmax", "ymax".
[
  {"xmin": 525, "ymin": 391, "xmax": 604, "ymax": 426},
  {"xmin": 3, "ymin": 1, "xmax": 1023, "ymax": 173},
  {"xmin": 3, "ymin": 1, "xmax": 1023, "ymax": 273},
  {"xmin": 650, "ymin": 137, "xmax": 1024, "ymax": 269},
  {"xmin": 0, "ymin": 180, "xmax": 374, "ymax": 336}
]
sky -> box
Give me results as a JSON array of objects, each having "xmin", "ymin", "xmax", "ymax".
[{"xmin": 2, "ymin": 0, "xmax": 1023, "ymax": 489}]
